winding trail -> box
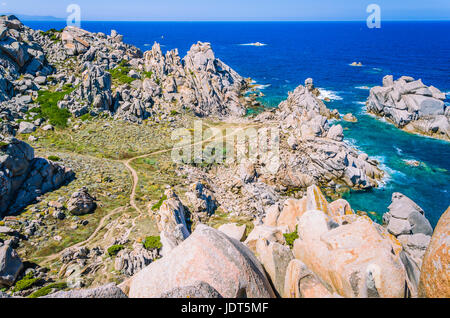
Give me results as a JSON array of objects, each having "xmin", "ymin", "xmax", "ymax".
[{"xmin": 40, "ymin": 123, "xmax": 261, "ymax": 264}]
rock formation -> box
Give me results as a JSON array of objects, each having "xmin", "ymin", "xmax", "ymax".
[
  {"xmin": 124, "ymin": 224, "xmax": 276, "ymax": 298},
  {"xmin": 419, "ymin": 206, "xmax": 450, "ymax": 298},
  {"xmin": 367, "ymin": 75, "xmax": 449, "ymax": 140},
  {"xmin": 0, "ymin": 135, "xmax": 74, "ymax": 217}
]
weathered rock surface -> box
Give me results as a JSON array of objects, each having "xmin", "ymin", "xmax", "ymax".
[
  {"xmin": 159, "ymin": 281, "xmax": 223, "ymax": 298},
  {"xmin": 293, "ymin": 208, "xmax": 408, "ymax": 297},
  {"xmin": 218, "ymin": 223, "xmax": 246, "ymax": 241},
  {"xmin": 367, "ymin": 75, "xmax": 449, "ymax": 140},
  {"xmin": 67, "ymin": 186, "xmax": 97, "ymax": 215},
  {"xmin": 156, "ymin": 188, "xmax": 191, "ymax": 256},
  {"xmin": 0, "ymin": 241, "xmax": 23, "ymax": 287},
  {"xmin": 43, "ymin": 283, "xmax": 127, "ymax": 298},
  {"xmin": 255, "ymin": 239, "xmax": 294, "ymax": 296},
  {"xmin": 126, "ymin": 224, "xmax": 276, "ymax": 298},
  {"xmin": 283, "ymin": 259, "xmax": 334, "ymax": 298},
  {"xmin": 419, "ymin": 206, "xmax": 450, "ymax": 298},
  {"xmin": 0, "ymin": 135, "xmax": 74, "ymax": 217},
  {"xmin": 114, "ymin": 244, "xmax": 158, "ymax": 276}
]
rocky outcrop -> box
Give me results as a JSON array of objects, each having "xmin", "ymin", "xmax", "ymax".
[
  {"xmin": 185, "ymin": 181, "xmax": 217, "ymax": 223},
  {"xmin": 0, "ymin": 241, "xmax": 23, "ymax": 287},
  {"xmin": 254, "ymin": 79, "xmax": 383, "ymax": 192},
  {"xmin": 218, "ymin": 223, "xmax": 246, "ymax": 241},
  {"xmin": 142, "ymin": 41, "xmax": 249, "ymax": 118},
  {"xmin": 43, "ymin": 283, "xmax": 127, "ymax": 298},
  {"xmin": 67, "ymin": 187, "xmax": 97, "ymax": 216},
  {"xmin": 367, "ymin": 75, "xmax": 449, "ymax": 141},
  {"xmin": 0, "ymin": 135, "xmax": 74, "ymax": 217},
  {"xmin": 156, "ymin": 189, "xmax": 191, "ymax": 256},
  {"xmin": 114, "ymin": 244, "xmax": 158, "ymax": 276},
  {"xmin": 125, "ymin": 224, "xmax": 276, "ymax": 298},
  {"xmin": 419, "ymin": 207, "xmax": 450, "ymax": 298}
]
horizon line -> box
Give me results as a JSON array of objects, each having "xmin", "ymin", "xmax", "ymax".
[{"xmin": 20, "ymin": 19, "xmax": 450, "ymax": 22}]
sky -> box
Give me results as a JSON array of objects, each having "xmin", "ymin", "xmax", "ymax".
[{"xmin": 1, "ymin": 0, "xmax": 450, "ymax": 21}]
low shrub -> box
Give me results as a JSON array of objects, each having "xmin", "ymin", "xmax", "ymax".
[
  {"xmin": 143, "ymin": 236, "xmax": 162, "ymax": 250},
  {"xmin": 107, "ymin": 244, "xmax": 124, "ymax": 257},
  {"xmin": 47, "ymin": 155, "xmax": 61, "ymax": 161},
  {"xmin": 283, "ymin": 226, "xmax": 299, "ymax": 249},
  {"xmin": 151, "ymin": 194, "xmax": 167, "ymax": 211}
]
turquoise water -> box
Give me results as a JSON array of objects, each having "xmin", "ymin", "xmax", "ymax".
[{"xmin": 24, "ymin": 21, "xmax": 450, "ymax": 226}]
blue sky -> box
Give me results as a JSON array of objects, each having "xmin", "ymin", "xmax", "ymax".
[{"xmin": 1, "ymin": 0, "xmax": 450, "ymax": 21}]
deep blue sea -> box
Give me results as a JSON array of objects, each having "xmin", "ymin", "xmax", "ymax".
[{"xmin": 24, "ymin": 21, "xmax": 450, "ymax": 227}]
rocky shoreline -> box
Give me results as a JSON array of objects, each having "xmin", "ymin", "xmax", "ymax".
[{"xmin": 0, "ymin": 16, "xmax": 449, "ymax": 298}]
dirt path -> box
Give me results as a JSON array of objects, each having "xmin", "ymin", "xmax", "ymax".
[{"xmin": 40, "ymin": 123, "xmax": 260, "ymax": 265}]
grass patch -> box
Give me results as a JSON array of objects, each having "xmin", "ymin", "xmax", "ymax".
[
  {"xmin": 142, "ymin": 71, "xmax": 153, "ymax": 79},
  {"xmin": 143, "ymin": 236, "xmax": 162, "ymax": 250},
  {"xmin": 27, "ymin": 282, "xmax": 67, "ymax": 298},
  {"xmin": 108, "ymin": 60, "xmax": 134, "ymax": 85},
  {"xmin": 32, "ymin": 84, "xmax": 75, "ymax": 128},
  {"xmin": 107, "ymin": 244, "xmax": 124, "ymax": 257},
  {"xmin": 151, "ymin": 194, "xmax": 167, "ymax": 211},
  {"xmin": 12, "ymin": 272, "xmax": 39, "ymax": 293}
]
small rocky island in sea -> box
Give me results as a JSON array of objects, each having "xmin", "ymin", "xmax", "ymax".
[
  {"xmin": 367, "ymin": 75, "xmax": 449, "ymax": 141},
  {"xmin": 0, "ymin": 15, "xmax": 449, "ymax": 298}
]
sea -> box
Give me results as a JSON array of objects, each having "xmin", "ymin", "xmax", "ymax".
[{"xmin": 23, "ymin": 21, "xmax": 450, "ymax": 227}]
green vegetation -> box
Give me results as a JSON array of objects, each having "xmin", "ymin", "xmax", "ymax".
[
  {"xmin": 142, "ymin": 71, "xmax": 153, "ymax": 79},
  {"xmin": 143, "ymin": 236, "xmax": 162, "ymax": 250},
  {"xmin": 107, "ymin": 244, "xmax": 125, "ymax": 257},
  {"xmin": 151, "ymin": 194, "xmax": 167, "ymax": 211},
  {"xmin": 170, "ymin": 110, "xmax": 179, "ymax": 116},
  {"xmin": 0, "ymin": 141, "xmax": 8, "ymax": 148},
  {"xmin": 283, "ymin": 226, "xmax": 299, "ymax": 248},
  {"xmin": 32, "ymin": 84, "xmax": 75, "ymax": 128},
  {"xmin": 79, "ymin": 113, "xmax": 93, "ymax": 121},
  {"xmin": 28, "ymin": 282, "xmax": 67, "ymax": 298},
  {"xmin": 12, "ymin": 272, "xmax": 39, "ymax": 293},
  {"xmin": 47, "ymin": 155, "xmax": 61, "ymax": 161},
  {"xmin": 143, "ymin": 158, "xmax": 157, "ymax": 165},
  {"xmin": 108, "ymin": 60, "xmax": 134, "ymax": 85}
]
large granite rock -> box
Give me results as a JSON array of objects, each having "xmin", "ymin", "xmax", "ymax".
[
  {"xmin": 255, "ymin": 239, "xmax": 294, "ymax": 296},
  {"xmin": 125, "ymin": 224, "xmax": 276, "ymax": 298},
  {"xmin": 283, "ymin": 259, "xmax": 334, "ymax": 298},
  {"xmin": 0, "ymin": 136, "xmax": 74, "ymax": 217},
  {"xmin": 67, "ymin": 187, "xmax": 97, "ymax": 216},
  {"xmin": 419, "ymin": 207, "xmax": 450, "ymax": 298},
  {"xmin": 293, "ymin": 211, "xmax": 407, "ymax": 297},
  {"xmin": 366, "ymin": 75, "xmax": 449, "ymax": 140},
  {"xmin": 0, "ymin": 241, "xmax": 23, "ymax": 287}
]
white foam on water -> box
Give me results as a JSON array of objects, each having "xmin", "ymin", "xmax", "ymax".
[
  {"xmin": 394, "ymin": 146, "xmax": 403, "ymax": 155},
  {"xmin": 239, "ymin": 42, "xmax": 267, "ymax": 46},
  {"xmin": 355, "ymin": 86, "xmax": 371, "ymax": 90},
  {"xmin": 254, "ymin": 84, "xmax": 271, "ymax": 90},
  {"xmin": 353, "ymin": 101, "xmax": 366, "ymax": 105},
  {"xmin": 317, "ymin": 88, "xmax": 343, "ymax": 101}
]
